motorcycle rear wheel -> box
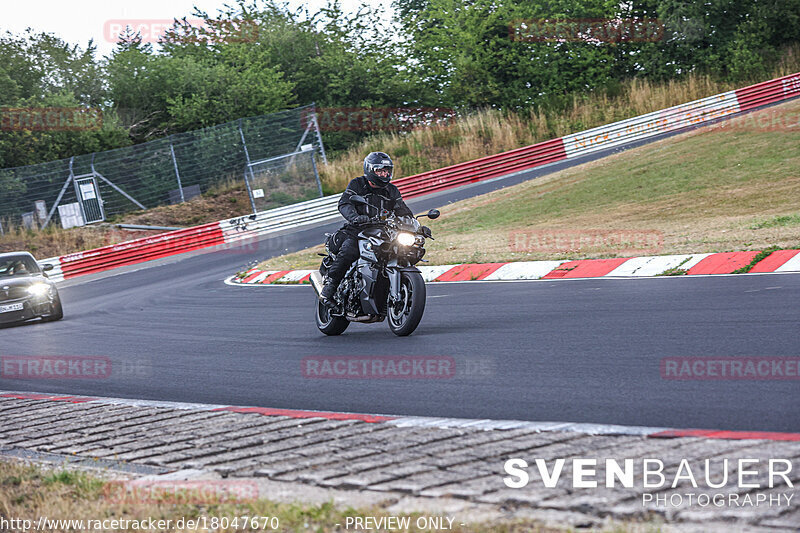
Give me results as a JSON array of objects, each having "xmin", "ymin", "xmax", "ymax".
[
  {"xmin": 315, "ymin": 297, "xmax": 349, "ymax": 335},
  {"xmin": 387, "ymin": 272, "xmax": 426, "ymax": 336}
]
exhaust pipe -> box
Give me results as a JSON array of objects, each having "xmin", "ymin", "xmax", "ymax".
[
  {"xmin": 310, "ymin": 271, "xmax": 324, "ymax": 296},
  {"xmin": 347, "ymin": 314, "xmax": 376, "ymax": 322}
]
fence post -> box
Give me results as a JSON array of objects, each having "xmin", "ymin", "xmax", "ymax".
[
  {"xmin": 169, "ymin": 136, "xmax": 185, "ymax": 203},
  {"xmin": 310, "ymin": 150, "xmax": 323, "ymax": 197},
  {"xmin": 311, "ymin": 108, "xmax": 328, "ymax": 165},
  {"xmin": 42, "ymin": 157, "xmax": 76, "ymax": 230},
  {"xmin": 238, "ymin": 119, "xmax": 258, "ymax": 214}
]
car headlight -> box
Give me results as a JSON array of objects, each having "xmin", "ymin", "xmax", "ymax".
[
  {"xmin": 27, "ymin": 283, "xmax": 50, "ymax": 297},
  {"xmin": 396, "ymin": 232, "xmax": 416, "ymax": 246}
]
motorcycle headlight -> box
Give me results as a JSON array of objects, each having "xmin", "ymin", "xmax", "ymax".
[
  {"xmin": 396, "ymin": 232, "xmax": 416, "ymax": 246},
  {"xmin": 27, "ymin": 283, "xmax": 50, "ymax": 297}
]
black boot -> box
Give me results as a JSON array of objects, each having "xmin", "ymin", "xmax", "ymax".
[{"xmin": 320, "ymin": 280, "xmax": 338, "ymax": 307}]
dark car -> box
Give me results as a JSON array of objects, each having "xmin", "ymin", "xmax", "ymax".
[{"xmin": 0, "ymin": 252, "xmax": 63, "ymax": 325}]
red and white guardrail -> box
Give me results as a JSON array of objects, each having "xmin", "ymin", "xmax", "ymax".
[
  {"xmin": 230, "ymin": 249, "xmax": 800, "ymax": 285},
  {"xmin": 36, "ymin": 72, "xmax": 800, "ymax": 282}
]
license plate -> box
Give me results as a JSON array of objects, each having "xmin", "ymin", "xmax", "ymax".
[{"xmin": 0, "ymin": 303, "xmax": 24, "ymax": 313}]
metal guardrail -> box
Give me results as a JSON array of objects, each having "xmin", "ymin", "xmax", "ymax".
[
  {"xmin": 222, "ymin": 195, "xmax": 341, "ymax": 245},
  {"xmin": 115, "ymin": 224, "xmax": 185, "ymax": 231},
  {"xmin": 393, "ymin": 138, "xmax": 567, "ymax": 199}
]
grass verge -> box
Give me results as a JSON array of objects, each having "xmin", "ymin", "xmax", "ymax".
[{"xmin": 0, "ymin": 460, "xmax": 664, "ymax": 533}]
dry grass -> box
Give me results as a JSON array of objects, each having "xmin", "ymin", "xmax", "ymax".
[
  {"xmin": 320, "ymin": 46, "xmax": 800, "ymax": 191},
  {"xmin": 258, "ymin": 97, "xmax": 800, "ymax": 271},
  {"xmin": 0, "ymin": 460, "xmax": 657, "ymax": 533}
]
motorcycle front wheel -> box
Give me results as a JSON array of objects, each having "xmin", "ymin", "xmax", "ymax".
[
  {"xmin": 315, "ymin": 297, "xmax": 349, "ymax": 336},
  {"xmin": 387, "ymin": 271, "xmax": 426, "ymax": 336}
]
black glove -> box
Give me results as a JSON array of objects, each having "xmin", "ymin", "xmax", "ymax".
[{"xmin": 353, "ymin": 215, "xmax": 370, "ymax": 225}]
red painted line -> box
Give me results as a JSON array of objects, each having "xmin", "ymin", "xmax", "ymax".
[
  {"xmin": 297, "ymin": 273, "xmax": 312, "ymax": 284},
  {"xmin": 213, "ymin": 406, "xmax": 394, "ymax": 423},
  {"xmin": 0, "ymin": 393, "xmax": 95, "ymax": 403},
  {"xmin": 261, "ymin": 271, "xmax": 291, "ymax": 284},
  {"xmin": 434, "ymin": 263, "xmax": 507, "ymax": 282},
  {"xmin": 749, "ymin": 249, "xmax": 800, "ymax": 273},
  {"xmin": 542, "ymin": 258, "xmax": 630, "ymax": 279},
  {"xmin": 687, "ymin": 251, "xmax": 760, "ymax": 275},
  {"xmin": 650, "ymin": 429, "xmax": 800, "ymax": 442}
]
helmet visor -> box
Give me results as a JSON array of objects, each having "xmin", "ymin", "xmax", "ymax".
[{"xmin": 368, "ymin": 163, "xmax": 393, "ymax": 182}]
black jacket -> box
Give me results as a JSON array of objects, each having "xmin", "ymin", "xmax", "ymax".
[{"xmin": 338, "ymin": 176, "xmax": 413, "ymax": 231}]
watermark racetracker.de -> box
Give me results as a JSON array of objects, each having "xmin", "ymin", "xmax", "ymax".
[
  {"xmin": 661, "ymin": 357, "xmax": 800, "ymax": 380},
  {"xmin": 0, "ymin": 108, "xmax": 102, "ymax": 131},
  {"xmin": 103, "ymin": 18, "xmax": 259, "ymax": 44},
  {"xmin": 301, "ymin": 356, "xmax": 495, "ymax": 380},
  {"xmin": 509, "ymin": 18, "xmax": 665, "ymax": 43},
  {"xmin": 103, "ymin": 479, "xmax": 259, "ymax": 505},
  {"xmin": 708, "ymin": 109, "xmax": 800, "ymax": 132},
  {"xmin": 303, "ymin": 107, "xmax": 456, "ymax": 132},
  {"xmin": 0, "ymin": 356, "xmax": 152, "ymax": 380},
  {"xmin": 508, "ymin": 229, "xmax": 664, "ymax": 255}
]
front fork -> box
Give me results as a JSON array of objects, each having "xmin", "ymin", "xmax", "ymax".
[{"xmin": 387, "ymin": 268, "xmax": 402, "ymax": 302}]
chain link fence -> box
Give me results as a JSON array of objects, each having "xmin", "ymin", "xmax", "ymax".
[
  {"xmin": 246, "ymin": 148, "xmax": 323, "ymax": 213},
  {"xmin": 0, "ymin": 104, "xmax": 326, "ymax": 230}
]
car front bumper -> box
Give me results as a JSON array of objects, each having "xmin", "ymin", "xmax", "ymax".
[{"xmin": 0, "ymin": 298, "xmax": 55, "ymax": 324}]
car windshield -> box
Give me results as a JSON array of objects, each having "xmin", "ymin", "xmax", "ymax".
[{"xmin": 0, "ymin": 256, "xmax": 40, "ymax": 277}]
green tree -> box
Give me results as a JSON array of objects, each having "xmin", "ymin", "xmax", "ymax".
[
  {"xmin": 395, "ymin": 0, "xmax": 624, "ymax": 110},
  {"xmin": 0, "ymin": 31, "xmax": 129, "ymax": 169}
]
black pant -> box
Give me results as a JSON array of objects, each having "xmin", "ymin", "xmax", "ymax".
[{"xmin": 326, "ymin": 234, "xmax": 359, "ymax": 285}]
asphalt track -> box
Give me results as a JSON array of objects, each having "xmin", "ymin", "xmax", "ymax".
[{"xmin": 1, "ymin": 115, "xmax": 799, "ymax": 434}]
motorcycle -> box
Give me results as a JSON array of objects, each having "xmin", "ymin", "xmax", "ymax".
[{"xmin": 310, "ymin": 195, "xmax": 440, "ymax": 336}]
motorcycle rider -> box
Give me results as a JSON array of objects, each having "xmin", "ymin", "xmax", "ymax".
[{"xmin": 320, "ymin": 151, "xmax": 413, "ymax": 306}]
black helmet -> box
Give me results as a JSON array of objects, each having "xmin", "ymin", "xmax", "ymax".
[{"xmin": 363, "ymin": 152, "xmax": 393, "ymax": 187}]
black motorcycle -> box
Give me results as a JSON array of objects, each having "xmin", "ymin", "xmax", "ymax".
[{"xmin": 311, "ymin": 195, "xmax": 440, "ymax": 336}]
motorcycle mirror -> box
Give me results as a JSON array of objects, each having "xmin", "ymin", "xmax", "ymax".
[
  {"xmin": 350, "ymin": 195, "xmax": 368, "ymax": 205},
  {"xmin": 416, "ymin": 209, "xmax": 440, "ymax": 220}
]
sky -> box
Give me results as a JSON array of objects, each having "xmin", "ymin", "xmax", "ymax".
[{"xmin": 0, "ymin": 0, "xmax": 395, "ymax": 58}]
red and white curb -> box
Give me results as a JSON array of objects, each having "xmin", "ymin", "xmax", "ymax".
[
  {"xmin": 2, "ymin": 391, "xmax": 798, "ymax": 442},
  {"xmin": 228, "ymin": 249, "xmax": 800, "ymax": 286}
]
